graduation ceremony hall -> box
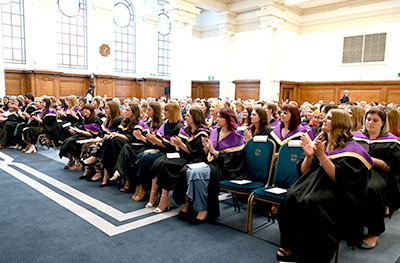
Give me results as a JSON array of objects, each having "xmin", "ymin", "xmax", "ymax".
[{"xmin": 1, "ymin": 0, "xmax": 400, "ymax": 263}]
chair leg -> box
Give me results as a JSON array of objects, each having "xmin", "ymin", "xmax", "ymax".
[
  {"xmin": 248, "ymin": 194, "xmax": 255, "ymax": 234},
  {"xmin": 335, "ymin": 242, "xmax": 341, "ymax": 263},
  {"xmin": 245, "ymin": 193, "xmax": 253, "ymax": 233}
]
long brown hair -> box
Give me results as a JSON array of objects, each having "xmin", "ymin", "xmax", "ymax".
[
  {"xmin": 121, "ymin": 103, "xmax": 140, "ymax": 131},
  {"xmin": 319, "ymin": 109, "xmax": 353, "ymax": 153},
  {"xmin": 185, "ymin": 107, "xmax": 210, "ymax": 136},
  {"xmin": 148, "ymin": 102, "xmax": 163, "ymax": 131},
  {"xmin": 248, "ymin": 107, "xmax": 270, "ymax": 136},
  {"xmin": 82, "ymin": 103, "xmax": 96, "ymax": 124},
  {"xmin": 386, "ymin": 108, "xmax": 400, "ymax": 136},
  {"xmin": 105, "ymin": 101, "xmax": 120, "ymax": 128}
]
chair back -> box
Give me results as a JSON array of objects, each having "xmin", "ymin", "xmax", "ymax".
[
  {"xmin": 244, "ymin": 139, "xmax": 276, "ymax": 185},
  {"xmin": 273, "ymin": 142, "xmax": 303, "ymax": 188}
]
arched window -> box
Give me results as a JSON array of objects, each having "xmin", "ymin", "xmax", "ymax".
[
  {"xmin": 114, "ymin": 0, "xmax": 135, "ymax": 73},
  {"xmin": 56, "ymin": 0, "xmax": 87, "ymax": 69},
  {"xmin": 1, "ymin": 0, "xmax": 26, "ymax": 64},
  {"xmin": 158, "ymin": 8, "xmax": 171, "ymax": 77}
]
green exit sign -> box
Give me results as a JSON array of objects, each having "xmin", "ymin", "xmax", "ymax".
[
  {"xmin": 208, "ymin": 76, "xmax": 214, "ymax": 81},
  {"xmin": 398, "ymin": 73, "xmax": 400, "ymax": 77}
]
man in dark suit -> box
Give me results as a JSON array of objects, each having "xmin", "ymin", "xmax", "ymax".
[{"xmin": 340, "ymin": 90, "xmax": 350, "ymax": 103}]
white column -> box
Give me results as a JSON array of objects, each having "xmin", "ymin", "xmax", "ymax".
[
  {"xmin": 257, "ymin": 5, "xmax": 286, "ymax": 102},
  {"xmin": 166, "ymin": 0, "xmax": 200, "ymax": 99},
  {"xmin": 216, "ymin": 11, "xmax": 237, "ymax": 100}
]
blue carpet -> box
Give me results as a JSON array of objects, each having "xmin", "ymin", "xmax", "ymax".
[{"xmin": 2, "ymin": 147, "xmax": 400, "ymax": 263}]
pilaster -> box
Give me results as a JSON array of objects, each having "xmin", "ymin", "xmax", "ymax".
[
  {"xmin": 166, "ymin": 0, "xmax": 200, "ymax": 98},
  {"xmin": 216, "ymin": 11, "xmax": 237, "ymax": 99},
  {"xmin": 257, "ymin": 4, "xmax": 286, "ymax": 101}
]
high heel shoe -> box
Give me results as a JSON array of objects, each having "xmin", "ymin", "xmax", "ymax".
[
  {"xmin": 25, "ymin": 146, "xmax": 37, "ymax": 154},
  {"xmin": 64, "ymin": 160, "xmax": 74, "ymax": 169},
  {"xmin": 145, "ymin": 190, "xmax": 160, "ymax": 208},
  {"xmin": 153, "ymin": 194, "xmax": 171, "ymax": 213},
  {"xmin": 132, "ymin": 186, "xmax": 147, "ymax": 201},
  {"xmin": 178, "ymin": 200, "xmax": 193, "ymax": 220}
]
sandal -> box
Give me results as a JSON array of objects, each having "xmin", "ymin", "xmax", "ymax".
[
  {"xmin": 120, "ymin": 181, "xmax": 131, "ymax": 192},
  {"xmin": 145, "ymin": 190, "xmax": 160, "ymax": 208},
  {"xmin": 276, "ymin": 248, "xmax": 296, "ymax": 262},
  {"xmin": 131, "ymin": 185, "xmax": 146, "ymax": 201}
]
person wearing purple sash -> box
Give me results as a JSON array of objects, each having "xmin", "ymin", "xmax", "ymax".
[
  {"xmin": 22, "ymin": 98, "xmax": 57, "ymax": 154},
  {"xmin": 57, "ymin": 95, "xmax": 82, "ymax": 143},
  {"xmin": 76, "ymin": 101, "xmax": 123, "ymax": 176},
  {"xmin": 310, "ymin": 103, "xmax": 338, "ymax": 140},
  {"xmin": 109, "ymin": 102, "xmax": 162, "ymax": 192},
  {"xmin": 174, "ymin": 107, "xmax": 247, "ymax": 223},
  {"xmin": 277, "ymin": 109, "xmax": 373, "ymax": 263},
  {"xmin": 207, "ymin": 100, "xmax": 224, "ymax": 128},
  {"xmin": 147, "ymin": 107, "xmax": 211, "ymax": 212},
  {"xmin": 243, "ymin": 106, "xmax": 271, "ymax": 143},
  {"xmin": 353, "ymin": 107, "xmax": 400, "ymax": 249},
  {"xmin": 59, "ymin": 103, "xmax": 101, "ymax": 169},
  {"xmin": 269, "ymin": 104, "xmax": 309, "ymax": 155},
  {"xmin": 81, "ymin": 103, "xmax": 149, "ymax": 186},
  {"xmin": 131, "ymin": 101, "xmax": 183, "ymax": 209}
]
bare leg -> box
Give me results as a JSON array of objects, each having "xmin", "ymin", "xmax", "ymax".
[
  {"xmin": 145, "ymin": 178, "xmax": 159, "ymax": 208},
  {"xmin": 196, "ymin": 210, "xmax": 208, "ymax": 220},
  {"xmin": 363, "ymin": 233, "xmax": 379, "ymax": 247},
  {"xmin": 101, "ymin": 169, "xmax": 110, "ymax": 185},
  {"xmin": 83, "ymin": 156, "xmax": 98, "ymax": 165},
  {"xmin": 182, "ymin": 196, "xmax": 190, "ymax": 213},
  {"xmin": 90, "ymin": 169, "xmax": 103, "ymax": 181}
]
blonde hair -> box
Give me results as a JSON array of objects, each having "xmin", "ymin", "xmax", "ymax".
[
  {"xmin": 165, "ymin": 100, "xmax": 182, "ymax": 123},
  {"xmin": 349, "ymin": 105, "xmax": 365, "ymax": 131},
  {"xmin": 68, "ymin": 95, "xmax": 78, "ymax": 109},
  {"xmin": 319, "ymin": 109, "xmax": 353, "ymax": 153}
]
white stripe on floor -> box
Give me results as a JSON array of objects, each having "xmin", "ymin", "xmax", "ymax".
[{"xmin": 0, "ymin": 151, "xmax": 179, "ymax": 236}]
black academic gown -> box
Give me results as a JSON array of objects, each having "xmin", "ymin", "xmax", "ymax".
[
  {"xmin": 96, "ymin": 120, "xmax": 149, "ymax": 174},
  {"xmin": 278, "ymin": 141, "xmax": 373, "ymax": 263},
  {"xmin": 59, "ymin": 116, "xmax": 102, "ymax": 159},
  {"xmin": 152, "ymin": 127, "xmax": 210, "ymax": 192},
  {"xmin": 131, "ymin": 121, "xmax": 183, "ymax": 190},
  {"xmin": 353, "ymin": 131, "xmax": 400, "ymax": 236}
]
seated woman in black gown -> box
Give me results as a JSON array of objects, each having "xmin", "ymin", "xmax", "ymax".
[
  {"xmin": 78, "ymin": 101, "xmax": 122, "ymax": 178},
  {"xmin": 21, "ymin": 98, "xmax": 57, "ymax": 154},
  {"xmin": 352, "ymin": 107, "xmax": 400, "ymax": 249},
  {"xmin": 132, "ymin": 101, "xmax": 183, "ymax": 207},
  {"xmin": 59, "ymin": 104, "xmax": 102, "ymax": 170},
  {"xmin": 110, "ymin": 101, "xmax": 163, "ymax": 193},
  {"xmin": 172, "ymin": 107, "xmax": 248, "ymax": 223},
  {"xmin": 243, "ymin": 106, "xmax": 271, "ymax": 143},
  {"xmin": 277, "ymin": 109, "xmax": 373, "ymax": 263},
  {"xmin": 148, "ymin": 107, "xmax": 211, "ymax": 213},
  {"xmin": 81, "ymin": 103, "xmax": 149, "ymax": 186},
  {"xmin": 269, "ymin": 103, "xmax": 308, "ymax": 153},
  {"xmin": 58, "ymin": 95, "xmax": 82, "ymax": 146}
]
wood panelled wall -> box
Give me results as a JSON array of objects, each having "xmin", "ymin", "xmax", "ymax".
[
  {"xmin": 191, "ymin": 81, "xmax": 219, "ymax": 98},
  {"xmin": 280, "ymin": 80, "xmax": 400, "ymax": 104},
  {"xmin": 234, "ymin": 80, "xmax": 260, "ymax": 100},
  {"xmin": 4, "ymin": 70, "xmax": 170, "ymax": 99}
]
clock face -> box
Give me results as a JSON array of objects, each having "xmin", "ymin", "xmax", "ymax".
[{"xmin": 99, "ymin": 44, "xmax": 110, "ymax": 57}]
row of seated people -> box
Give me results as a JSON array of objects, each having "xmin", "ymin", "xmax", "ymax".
[{"xmin": 1, "ymin": 93, "xmax": 400, "ymax": 263}]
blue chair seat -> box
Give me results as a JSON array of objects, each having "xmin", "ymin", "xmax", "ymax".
[
  {"xmin": 220, "ymin": 180, "xmax": 264, "ymax": 192},
  {"xmin": 253, "ymin": 186, "xmax": 287, "ymax": 204}
]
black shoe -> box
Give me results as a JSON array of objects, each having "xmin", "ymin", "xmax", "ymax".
[
  {"xmin": 190, "ymin": 217, "xmax": 206, "ymax": 225},
  {"xmin": 276, "ymin": 249, "xmax": 296, "ymax": 262},
  {"xmin": 79, "ymin": 175, "xmax": 90, "ymax": 180}
]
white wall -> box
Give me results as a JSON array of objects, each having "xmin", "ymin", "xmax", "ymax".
[{"xmin": 295, "ymin": 21, "xmax": 400, "ymax": 82}]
